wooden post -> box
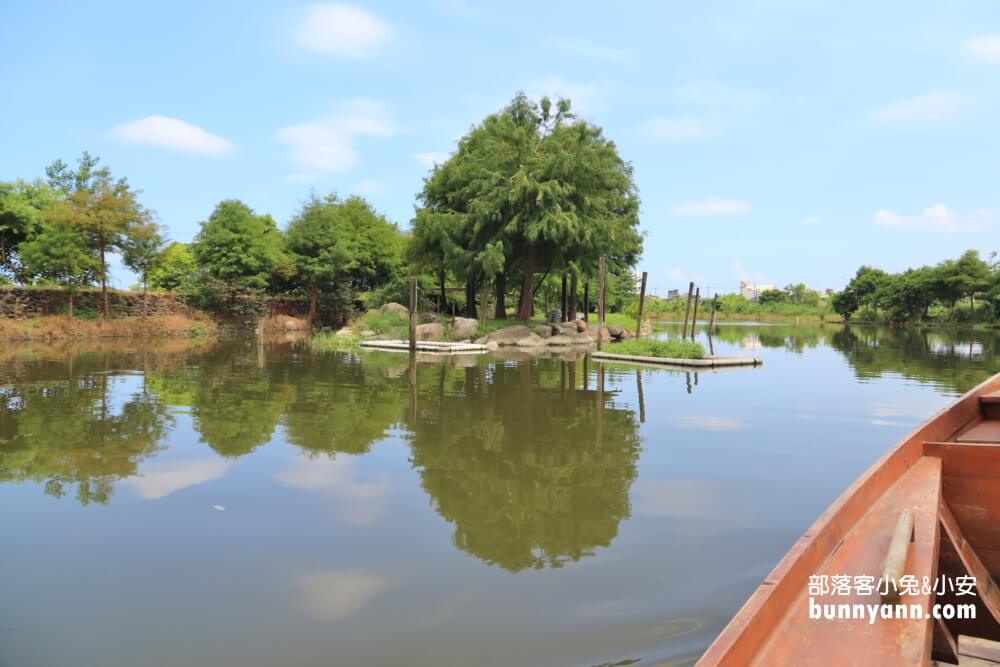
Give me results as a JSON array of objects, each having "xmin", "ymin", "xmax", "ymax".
[
  {"xmin": 480, "ymin": 284, "xmax": 489, "ymax": 330},
  {"xmin": 681, "ymin": 281, "xmax": 694, "ymax": 339},
  {"xmin": 708, "ymin": 294, "xmax": 718, "ymax": 330},
  {"xmin": 636, "ymin": 369, "xmax": 646, "ymax": 424},
  {"xmin": 583, "ymin": 281, "xmax": 590, "ymax": 323},
  {"xmin": 597, "ymin": 256, "xmax": 606, "ymax": 351},
  {"xmin": 635, "ymin": 270, "xmax": 648, "ymax": 339},
  {"xmin": 691, "ymin": 288, "xmax": 700, "ymax": 341},
  {"xmin": 408, "ymin": 277, "xmax": 417, "ymax": 352}
]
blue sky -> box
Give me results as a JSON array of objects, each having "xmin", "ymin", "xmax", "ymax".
[{"xmin": 3, "ymin": 1, "xmax": 1000, "ymax": 294}]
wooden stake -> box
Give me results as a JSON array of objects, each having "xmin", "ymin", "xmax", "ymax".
[
  {"xmin": 480, "ymin": 284, "xmax": 489, "ymax": 329},
  {"xmin": 597, "ymin": 256, "xmax": 606, "ymax": 351},
  {"xmin": 561, "ymin": 272, "xmax": 568, "ymax": 322},
  {"xmin": 635, "ymin": 270, "xmax": 648, "ymax": 339},
  {"xmin": 709, "ymin": 294, "xmax": 718, "ymax": 330},
  {"xmin": 583, "ymin": 281, "xmax": 590, "ymax": 323},
  {"xmin": 408, "ymin": 277, "xmax": 417, "ymax": 353},
  {"xmin": 682, "ymin": 281, "xmax": 694, "ymax": 338},
  {"xmin": 691, "ymin": 287, "xmax": 700, "ymax": 341}
]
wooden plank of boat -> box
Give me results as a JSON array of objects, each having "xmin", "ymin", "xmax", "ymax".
[{"xmin": 698, "ymin": 372, "xmax": 1000, "ymax": 666}]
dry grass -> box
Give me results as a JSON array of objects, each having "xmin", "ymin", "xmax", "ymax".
[{"xmin": 0, "ymin": 313, "xmax": 219, "ymax": 342}]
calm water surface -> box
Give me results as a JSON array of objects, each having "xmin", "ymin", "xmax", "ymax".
[{"xmin": 1, "ymin": 323, "xmax": 999, "ymax": 667}]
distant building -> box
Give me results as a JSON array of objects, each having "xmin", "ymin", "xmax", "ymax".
[
  {"xmin": 667, "ymin": 289, "xmax": 680, "ymax": 300},
  {"xmin": 740, "ymin": 281, "xmax": 777, "ymax": 302}
]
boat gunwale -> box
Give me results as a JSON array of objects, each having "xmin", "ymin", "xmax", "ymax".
[{"xmin": 697, "ymin": 372, "xmax": 1000, "ymax": 666}]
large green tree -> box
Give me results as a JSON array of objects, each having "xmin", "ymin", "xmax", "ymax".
[
  {"xmin": 121, "ymin": 220, "xmax": 165, "ymax": 316},
  {"xmin": 413, "ymin": 93, "xmax": 642, "ymax": 321},
  {"xmin": 45, "ymin": 152, "xmax": 151, "ymax": 318},
  {"xmin": 147, "ymin": 242, "xmax": 199, "ymax": 292},
  {"xmin": 191, "ymin": 199, "xmax": 285, "ymax": 297},
  {"xmin": 0, "ymin": 179, "xmax": 54, "ymax": 282},
  {"xmin": 19, "ymin": 221, "xmax": 97, "ymax": 317}
]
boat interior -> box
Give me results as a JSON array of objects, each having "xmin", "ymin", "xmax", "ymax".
[{"xmin": 698, "ymin": 377, "xmax": 1000, "ymax": 666}]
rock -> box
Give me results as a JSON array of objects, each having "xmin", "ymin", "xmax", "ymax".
[
  {"xmin": 546, "ymin": 308, "xmax": 562, "ymax": 323},
  {"xmin": 360, "ymin": 329, "xmax": 376, "ymax": 337},
  {"xmin": 335, "ymin": 327, "xmax": 356, "ymax": 338},
  {"xmin": 575, "ymin": 319, "xmax": 587, "ymax": 332},
  {"xmin": 380, "ymin": 302, "xmax": 409, "ymax": 317},
  {"xmin": 474, "ymin": 335, "xmax": 488, "ymax": 345},
  {"xmin": 546, "ymin": 334, "xmax": 576, "ymax": 346},
  {"xmin": 585, "ymin": 324, "xmax": 611, "ymax": 343},
  {"xmin": 415, "ymin": 322, "xmax": 444, "ymax": 340},
  {"xmin": 620, "ymin": 328, "xmax": 634, "ymax": 340},
  {"xmin": 451, "ymin": 317, "xmax": 479, "ymax": 338},
  {"xmin": 418, "ymin": 312, "xmax": 437, "ymax": 324},
  {"xmin": 607, "ymin": 324, "xmax": 624, "ymax": 338},
  {"xmin": 485, "ymin": 341, "xmax": 499, "ymax": 351},
  {"xmin": 284, "ymin": 320, "xmax": 300, "ymax": 331},
  {"xmin": 533, "ymin": 325, "xmax": 553, "ymax": 338},
  {"xmin": 515, "ymin": 333, "xmax": 546, "ymax": 347},
  {"xmin": 482, "ymin": 325, "xmax": 532, "ymax": 345},
  {"xmin": 557, "ymin": 323, "xmax": 578, "ymax": 336}
]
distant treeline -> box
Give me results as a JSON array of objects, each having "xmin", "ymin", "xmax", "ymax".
[
  {"xmin": 0, "ymin": 93, "xmax": 644, "ymax": 325},
  {"xmin": 832, "ymin": 250, "xmax": 999, "ymax": 324}
]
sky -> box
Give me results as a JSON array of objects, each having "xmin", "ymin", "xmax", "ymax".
[{"xmin": 3, "ymin": 1, "xmax": 1000, "ymax": 295}]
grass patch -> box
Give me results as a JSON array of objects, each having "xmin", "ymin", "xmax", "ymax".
[
  {"xmin": 308, "ymin": 331, "xmax": 360, "ymax": 352},
  {"xmin": 605, "ymin": 337, "xmax": 705, "ymax": 359}
]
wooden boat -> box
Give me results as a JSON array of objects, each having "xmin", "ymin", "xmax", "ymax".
[{"xmin": 698, "ymin": 373, "xmax": 1000, "ymax": 666}]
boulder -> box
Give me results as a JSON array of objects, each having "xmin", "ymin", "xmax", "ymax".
[
  {"xmin": 360, "ymin": 329, "xmax": 376, "ymax": 337},
  {"xmin": 620, "ymin": 328, "xmax": 634, "ymax": 340},
  {"xmin": 607, "ymin": 324, "xmax": 624, "ymax": 338},
  {"xmin": 451, "ymin": 317, "xmax": 479, "ymax": 338},
  {"xmin": 415, "ymin": 323, "xmax": 444, "ymax": 340},
  {"xmin": 575, "ymin": 319, "xmax": 587, "ymax": 332},
  {"xmin": 380, "ymin": 302, "xmax": 409, "ymax": 317},
  {"xmin": 585, "ymin": 324, "xmax": 611, "ymax": 343},
  {"xmin": 485, "ymin": 341, "xmax": 499, "ymax": 351},
  {"xmin": 418, "ymin": 312, "xmax": 437, "ymax": 324},
  {"xmin": 557, "ymin": 323, "xmax": 579, "ymax": 336},
  {"xmin": 335, "ymin": 327, "xmax": 356, "ymax": 338},
  {"xmin": 482, "ymin": 325, "xmax": 532, "ymax": 345},
  {"xmin": 515, "ymin": 333, "xmax": 546, "ymax": 347},
  {"xmin": 533, "ymin": 325, "xmax": 553, "ymax": 339},
  {"xmin": 546, "ymin": 334, "xmax": 577, "ymax": 346}
]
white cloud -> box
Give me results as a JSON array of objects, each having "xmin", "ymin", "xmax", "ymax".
[
  {"xmin": 640, "ymin": 81, "xmax": 763, "ymax": 142},
  {"xmin": 126, "ymin": 458, "xmax": 231, "ymax": 500},
  {"xmin": 667, "ymin": 415, "xmax": 748, "ymax": 432},
  {"xmin": 276, "ymin": 455, "xmax": 390, "ymax": 526},
  {"xmin": 964, "ymin": 35, "xmax": 1000, "ymax": 63},
  {"xmin": 414, "ymin": 152, "xmax": 449, "ymax": 168},
  {"xmin": 297, "ymin": 569, "xmax": 387, "ymax": 621},
  {"xmin": 664, "ymin": 266, "xmax": 706, "ymax": 287},
  {"xmin": 868, "ymin": 91, "xmax": 969, "ymax": 125},
  {"xmin": 110, "ymin": 115, "xmax": 234, "ymax": 155},
  {"xmin": 639, "ymin": 115, "xmax": 720, "ymax": 142},
  {"xmin": 670, "ymin": 197, "xmax": 751, "ymax": 216},
  {"xmin": 800, "ymin": 216, "xmax": 821, "ymax": 226},
  {"xmin": 292, "ymin": 3, "xmax": 391, "ymax": 59},
  {"xmin": 731, "ymin": 261, "xmax": 771, "ymax": 285},
  {"xmin": 545, "ymin": 35, "xmax": 630, "ymax": 62},
  {"xmin": 873, "ymin": 204, "xmax": 996, "ymax": 232},
  {"xmin": 277, "ymin": 99, "xmax": 393, "ymax": 178},
  {"xmin": 526, "ymin": 77, "xmax": 608, "ymax": 113}
]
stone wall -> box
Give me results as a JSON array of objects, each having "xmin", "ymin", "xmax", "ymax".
[{"xmin": 0, "ymin": 287, "xmax": 195, "ymax": 319}]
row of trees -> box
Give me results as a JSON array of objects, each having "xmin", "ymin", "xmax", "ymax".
[
  {"xmin": 0, "ymin": 93, "xmax": 645, "ymax": 324},
  {"xmin": 832, "ymin": 250, "xmax": 999, "ymax": 323}
]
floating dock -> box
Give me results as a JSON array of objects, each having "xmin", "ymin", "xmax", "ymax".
[
  {"xmin": 359, "ymin": 340, "xmax": 489, "ymax": 355},
  {"xmin": 590, "ymin": 351, "xmax": 762, "ymax": 368}
]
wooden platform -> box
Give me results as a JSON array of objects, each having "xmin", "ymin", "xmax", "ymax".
[
  {"xmin": 957, "ymin": 421, "xmax": 1000, "ymax": 444},
  {"xmin": 359, "ymin": 340, "xmax": 488, "ymax": 354},
  {"xmin": 590, "ymin": 351, "xmax": 761, "ymax": 368}
]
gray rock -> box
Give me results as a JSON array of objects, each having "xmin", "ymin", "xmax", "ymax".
[
  {"xmin": 585, "ymin": 324, "xmax": 611, "ymax": 343},
  {"xmin": 360, "ymin": 329, "xmax": 376, "ymax": 337},
  {"xmin": 515, "ymin": 333, "xmax": 546, "ymax": 347},
  {"xmin": 451, "ymin": 317, "xmax": 479, "ymax": 338},
  {"xmin": 335, "ymin": 327, "xmax": 356, "ymax": 338},
  {"xmin": 485, "ymin": 341, "xmax": 499, "ymax": 351},
  {"xmin": 415, "ymin": 322, "xmax": 444, "ymax": 340},
  {"xmin": 546, "ymin": 334, "xmax": 576, "ymax": 346},
  {"xmin": 534, "ymin": 325, "xmax": 553, "ymax": 338},
  {"xmin": 575, "ymin": 319, "xmax": 587, "ymax": 332},
  {"xmin": 380, "ymin": 302, "xmax": 409, "ymax": 317},
  {"xmin": 607, "ymin": 324, "xmax": 624, "ymax": 338},
  {"xmin": 482, "ymin": 325, "xmax": 532, "ymax": 345}
]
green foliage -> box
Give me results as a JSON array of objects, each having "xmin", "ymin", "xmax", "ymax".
[
  {"xmin": 19, "ymin": 222, "xmax": 97, "ymax": 299},
  {"xmin": 307, "ymin": 331, "xmax": 361, "ymax": 352},
  {"xmin": 757, "ymin": 288, "xmax": 786, "ymax": 305},
  {"xmin": 0, "ymin": 179, "xmax": 53, "ymax": 281},
  {"xmin": 605, "ymin": 337, "xmax": 705, "ymax": 359},
  {"xmin": 191, "ymin": 199, "xmax": 285, "ymax": 292},
  {"xmin": 148, "ymin": 242, "xmax": 198, "ymax": 292},
  {"xmin": 120, "ymin": 220, "xmax": 165, "ymax": 292}
]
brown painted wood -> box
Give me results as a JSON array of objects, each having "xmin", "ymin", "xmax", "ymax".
[
  {"xmin": 697, "ymin": 372, "xmax": 1000, "ymax": 667},
  {"xmin": 635, "ymin": 271, "xmax": 647, "ymax": 339},
  {"xmin": 881, "ymin": 508, "xmax": 915, "ymax": 604},
  {"xmin": 981, "ymin": 391, "xmax": 1000, "ymax": 405},
  {"xmin": 940, "ymin": 501, "xmax": 1000, "ymax": 625},
  {"xmin": 934, "ymin": 617, "xmax": 959, "ymax": 664},
  {"xmin": 958, "ymin": 421, "xmax": 1000, "ymax": 444}
]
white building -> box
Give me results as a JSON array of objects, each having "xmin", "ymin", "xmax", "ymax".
[{"xmin": 740, "ymin": 280, "xmax": 777, "ymax": 302}]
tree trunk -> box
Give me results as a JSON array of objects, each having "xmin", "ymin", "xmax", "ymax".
[
  {"xmin": 68, "ymin": 290, "xmax": 74, "ymax": 318},
  {"xmin": 308, "ymin": 283, "xmax": 318, "ymax": 328},
  {"xmin": 439, "ymin": 271, "xmax": 446, "ymax": 313},
  {"xmin": 517, "ymin": 253, "xmax": 535, "ymax": 321},
  {"xmin": 561, "ymin": 273, "xmax": 568, "ymax": 321},
  {"xmin": 583, "ymin": 280, "xmax": 590, "ymax": 322},
  {"xmin": 142, "ymin": 278, "xmax": 148, "ymax": 318},
  {"xmin": 99, "ymin": 241, "xmax": 108, "ymax": 320},
  {"xmin": 465, "ymin": 275, "xmax": 477, "ymax": 319},
  {"xmin": 568, "ymin": 273, "xmax": 578, "ymax": 321},
  {"xmin": 494, "ymin": 272, "xmax": 506, "ymax": 319}
]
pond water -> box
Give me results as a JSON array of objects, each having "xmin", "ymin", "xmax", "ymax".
[{"xmin": 1, "ymin": 323, "xmax": 999, "ymax": 667}]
